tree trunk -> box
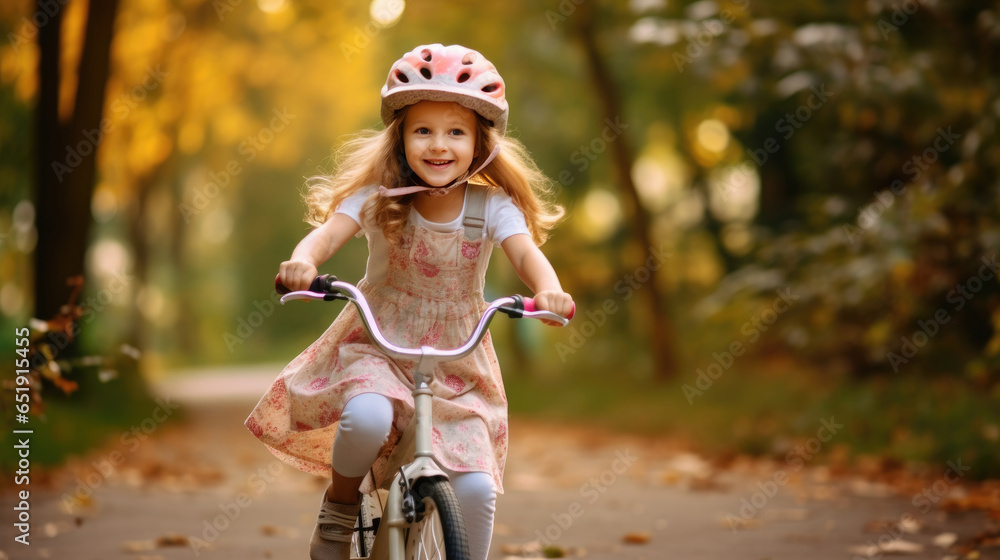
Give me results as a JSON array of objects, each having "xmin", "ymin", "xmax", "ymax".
[
  {"xmin": 33, "ymin": 0, "xmax": 120, "ymax": 319},
  {"xmin": 574, "ymin": 5, "xmax": 678, "ymax": 380}
]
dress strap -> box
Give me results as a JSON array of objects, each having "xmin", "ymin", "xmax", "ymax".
[{"xmin": 463, "ymin": 184, "xmax": 488, "ymax": 241}]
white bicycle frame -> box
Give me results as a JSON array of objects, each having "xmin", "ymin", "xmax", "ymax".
[{"xmin": 280, "ymin": 277, "xmax": 569, "ymax": 559}]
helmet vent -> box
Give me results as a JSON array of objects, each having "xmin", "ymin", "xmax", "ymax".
[
  {"xmin": 420, "ymin": 67, "xmax": 432, "ymax": 80},
  {"xmin": 457, "ymin": 72, "xmax": 470, "ymax": 83},
  {"xmin": 462, "ymin": 52, "xmax": 477, "ymax": 65},
  {"xmin": 481, "ymin": 83, "xmax": 499, "ymax": 93},
  {"xmin": 395, "ymin": 71, "xmax": 409, "ymax": 83},
  {"xmin": 421, "ymin": 49, "xmax": 432, "ymax": 62}
]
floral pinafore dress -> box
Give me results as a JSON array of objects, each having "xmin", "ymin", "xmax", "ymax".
[{"xmin": 245, "ymin": 185, "xmax": 508, "ymax": 494}]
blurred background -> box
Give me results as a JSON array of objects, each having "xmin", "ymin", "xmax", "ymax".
[{"xmin": 1, "ymin": 0, "xmax": 999, "ymax": 480}]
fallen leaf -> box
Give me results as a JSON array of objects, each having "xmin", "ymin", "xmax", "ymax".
[
  {"xmin": 660, "ymin": 470, "xmax": 681, "ymax": 485},
  {"xmin": 848, "ymin": 539, "xmax": 924, "ymax": 556},
  {"xmin": 623, "ymin": 532, "xmax": 651, "ymax": 544},
  {"xmin": 155, "ymin": 534, "xmax": 188, "ymax": 547},
  {"xmin": 719, "ymin": 515, "xmax": 759, "ymax": 531},
  {"xmin": 969, "ymin": 527, "xmax": 1000, "ymax": 548},
  {"xmin": 44, "ymin": 523, "xmax": 58, "ymax": 538},
  {"xmin": 898, "ymin": 517, "xmax": 922, "ymax": 534},
  {"xmin": 884, "ymin": 540, "xmax": 924, "ymax": 553},
  {"xmin": 862, "ymin": 519, "xmax": 886, "ymax": 533},
  {"xmin": 933, "ymin": 533, "xmax": 959, "ymax": 548},
  {"xmin": 60, "ymin": 493, "xmax": 94, "ymax": 514},
  {"xmin": 542, "ymin": 545, "xmax": 567, "ymax": 558},
  {"xmin": 121, "ymin": 540, "xmax": 157, "ymax": 552},
  {"xmin": 499, "ymin": 544, "xmax": 522, "ymax": 555}
]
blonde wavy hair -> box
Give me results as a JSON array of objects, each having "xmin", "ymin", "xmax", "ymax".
[{"xmin": 304, "ymin": 106, "xmax": 564, "ymax": 245}]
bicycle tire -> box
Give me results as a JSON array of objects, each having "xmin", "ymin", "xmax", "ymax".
[
  {"xmin": 352, "ymin": 492, "xmax": 380, "ymax": 558},
  {"xmin": 404, "ymin": 477, "xmax": 470, "ymax": 560}
]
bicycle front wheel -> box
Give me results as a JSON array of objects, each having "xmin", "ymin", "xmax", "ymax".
[{"xmin": 404, "ymin": 478, "xmax": 470, "ymax": 560}]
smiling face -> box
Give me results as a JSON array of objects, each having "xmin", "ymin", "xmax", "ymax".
[{"xmin": 402, "ymin": 100, "xmax": 478, "ymax": 187}]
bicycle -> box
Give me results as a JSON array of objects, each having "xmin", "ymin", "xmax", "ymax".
[{"xmin": 276, "ymin": 274, "xmax": 574, "ymax": 560}]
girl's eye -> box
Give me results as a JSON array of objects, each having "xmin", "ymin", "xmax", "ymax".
[
  {"xmin": 449, "ymin": 129, "xmax": 464, "ymax": 136},
  {"xmin": 416, "ymin": 127, "xmax": 430, "ymax": 134}
]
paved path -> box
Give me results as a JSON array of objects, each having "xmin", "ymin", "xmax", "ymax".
[{"xmin": 1, "ymin": 368, "xmax": 996, "ymax": 560}]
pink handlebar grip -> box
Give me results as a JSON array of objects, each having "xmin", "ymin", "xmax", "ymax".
[
  {"xmin": 523, "ymin": 297, "xmax": 575, "ymax": 320},
  {"xmin": 275, "ymin": 274, "xmax": 291, "ymax": 295}
]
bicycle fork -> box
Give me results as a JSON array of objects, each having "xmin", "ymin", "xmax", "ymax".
[{"xmin": 380, "ymin": 352, "xmax": 449, "ymax": 559}]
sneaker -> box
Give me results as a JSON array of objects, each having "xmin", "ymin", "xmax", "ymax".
[{"xmin": 309, "ymin": 491, "xmax": 359, "ymax": 560}]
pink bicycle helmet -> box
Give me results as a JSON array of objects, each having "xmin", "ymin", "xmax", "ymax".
[{"xmin": 381, "ymin": 44, "xmax": 509, "ymax": 134}]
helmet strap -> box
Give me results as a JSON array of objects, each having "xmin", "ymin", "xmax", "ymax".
[{"xmin": 379, "ymin": 144, "xmax": 501, "ymax": 198}]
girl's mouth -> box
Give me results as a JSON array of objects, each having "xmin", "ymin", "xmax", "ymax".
[{"xmin": 425, "ymin": 159, "xmax": 453, "ymax": 168}]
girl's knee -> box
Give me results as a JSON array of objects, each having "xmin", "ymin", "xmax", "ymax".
[
  {"xmin": 451, "ymin": 472, "xmax": 497, "ymax": 512},
  {"xmin": 339, "ymin": 393, "xmax": 394, "ymax": 443}
]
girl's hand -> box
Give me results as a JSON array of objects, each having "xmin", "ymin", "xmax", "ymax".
[
  {"xmin": 279, "ymin": 259, "xmax": 319, "ymax": 292},
  {"xmin": 532, "ymin": 290, "xmax": 575, "ymax": 326},
  {"xmin": 280, "ymin": 214, "xmax": 362, "ymax": 291}
]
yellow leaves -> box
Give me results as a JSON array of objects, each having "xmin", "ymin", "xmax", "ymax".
[
  {"xmin": 985, "ymin": 308, "xmax": 1000, "ymax": 357},
  {"xmin": 710, "ymin": 55, "xmax": 750, "ymax": 92},
  {"xmin": 890, "ymin": 259, "xmax": 914, "ymax": 287},
  {"xmin": 938, "ymin": 85, "xmax": 985, "ymax": 114},
  {"xmin": 685, "ymin": 106, "xmax": 748, "ymax": 169},
  {"xmin": 126, "ymin": 118, "xmax": 173, "ymax": 176},
  {"xmin": 967, "ymin": 87, "xmax": 988, "ymax": 113},
  {"xmin": 177, "ymin": 119, "xmax": 205, "ymax": 154},
  {"xmin": 112, "ymin": 19, "xmax": 166, "ymax": 74},
  {"xmin": 632, "ymin": 151, "xmax": 685, "ymax": 213},
  {"xmin": 254, "ymin": 0, "xmax": 295, "ymax": 31},
  {"xmin": 708, "ymin": 164, "xmax": 760, "ymax": 223},
  {"xmin": 3, "ymin": 0, "xmax": 389, "ymax": 234},
  {"xmin": 622, "ymin": 532, "xmax": 651, "ymax": 544},
  {"xmin": 289, "ymin": 21, "xmax": 318, "ymax": 49},
  {"xmin": 0, "ymin": 43, "xmax": 37, "ymax": 102},
  {"xmin": 260, "ymin": 127, "xmax": 301, "ymax": 167},
  {"xmin": 574, "ymin": 187, "xmax": 621, "ymax": 243},
  {"xmin": 712, "ymin": 104, "xmax": 745, "ymax": 130},
  {"xmin": 680, "ymin": 233, "xmax": 725, "ymax": 287},
  {"xmin": 693, "ymin": 118, "xmax": 731, "ymax": 167},
  {"xmin": 153, "ymin": 96, "xmax": 180, "ymax": 124},
  {"xmin": 211, "ymin": 105, "xmax": 253, "ymax": 145},
  {"xmin": 865, "ymin": 319, "xmax": 893, "ymax": 348},
  {"xmin": 244, "ymin": 50, "xmax": 286, "ymax": 88},
  {"xmin": 91, "ymin": 184, "xmax": 119, "ymax": 223}
]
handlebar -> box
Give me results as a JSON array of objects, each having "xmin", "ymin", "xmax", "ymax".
[{"xmin": 274, "ymin": 274, "xmax": 573, "ymax": 363}]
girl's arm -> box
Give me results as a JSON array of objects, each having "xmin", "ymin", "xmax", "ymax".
[
  {"xmin": 279, "ymin": 213, "xmax": 361, "ymax": 291},
  {"xmin": 501, "ymin": 233, "xmax": 575, "ymax": 323}
]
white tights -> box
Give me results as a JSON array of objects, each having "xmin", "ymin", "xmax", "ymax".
[{"xmin": 331, "ymin": 393, "xmax": 496, "ymax": 560}]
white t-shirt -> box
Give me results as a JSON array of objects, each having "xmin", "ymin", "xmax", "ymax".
[{"xmin": 335, "ymin": 184, "xmax": 531, "ymax": 285}]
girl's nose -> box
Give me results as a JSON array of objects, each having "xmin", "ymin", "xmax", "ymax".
[{"xmin": 429, "ymin": 133, "xmax": 447, "ymax": 151}]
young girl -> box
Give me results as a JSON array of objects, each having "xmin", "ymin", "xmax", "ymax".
[{"xmin": 244, "ymin": 43, "xmax": 574, "ymax": 560}]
